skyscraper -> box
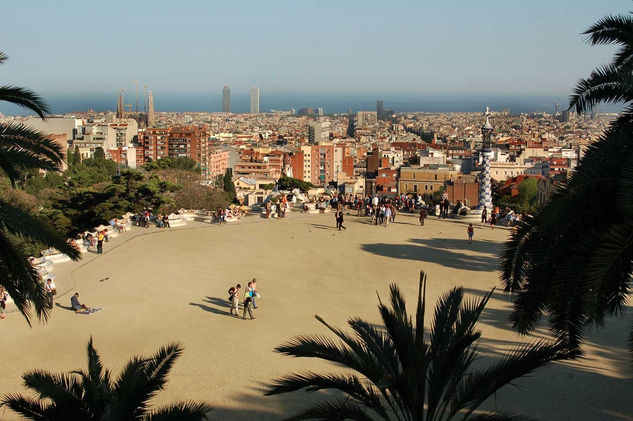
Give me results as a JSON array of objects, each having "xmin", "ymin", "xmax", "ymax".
[
  {"xmin": 222, "ymin": 86, "xmax": 231, "ymax": 113},
  {"xmin": 377, "ymin": 100, "xmax": 384, "ymax": 115},
  {"xmin": 250, "ymin": 86, "xmax": 259, "ymax": 114},
  {"xmin": 116, "ymin": 90, "xmax": 124, "ymax": 119},
  {"xmin": 146, "ymin": 90, "xmax": 155, "ymax": 127}
]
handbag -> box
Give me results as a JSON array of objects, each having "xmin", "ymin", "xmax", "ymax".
[{"xmin": 52, "ymin": 289, "xmax": 57, "ymax": 296}]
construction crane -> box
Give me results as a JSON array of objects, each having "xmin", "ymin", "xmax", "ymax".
[{"xmin": 133, "ymin": 80, "xmax": 139, "ymax": 113}]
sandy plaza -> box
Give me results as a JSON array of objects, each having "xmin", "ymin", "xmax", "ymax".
[{"xmin": 0, "ymin": 211, "xmax": 631, "ymax": 420}]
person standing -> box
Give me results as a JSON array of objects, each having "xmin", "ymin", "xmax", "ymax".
[
  {"xmin": 96, "ymin": 231, "xmax": 105, "ymax": 254},
  {"xmin": 384, "ymin": 205, "xmax": 392, "ymax": 227},
  {"xmin": 490, "ymin": 210, "xmax": 497, "ymax": 230},
  {"xmin": 481, "ymin": 206, "xmax": 488, "ymax": 224},
  {"xmin": 45, "ymin": 278, "xmax": 57, "ymax": 309},
  {"xmin": 467, "ymin": 223, "xmax": 474, "ymax": 243},
  {"xmin": 229, "ymin": 283, "xmax": 241, "ymax": 316},
  {"xmin": 0, "ymin": 286, "xmax": 7, "ymax": 319}
]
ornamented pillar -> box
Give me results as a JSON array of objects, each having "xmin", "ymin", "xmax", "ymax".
[{"xmin": 479, "ymin": 107, "xmax": 494, "ymax": 211}]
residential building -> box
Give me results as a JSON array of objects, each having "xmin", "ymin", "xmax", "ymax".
[
  {"xmin": 356, "ymin": 111, "xmax": 378, "ymax": 126},
  {"xmin": 308, "ymin": 121, "xmax": 330, "ymax": 144},
  {"xmin": 398, "ymin": 166, "xmax": 458, "ymax": 194}
]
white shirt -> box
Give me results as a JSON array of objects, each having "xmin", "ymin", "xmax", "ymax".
[
  {"xmin": 45, "ymin": 282, "xmax": 56, "ymax": 292},
  {"xmin": 372, "ymin": 197, "xmax": 379, "ymax": 206}
]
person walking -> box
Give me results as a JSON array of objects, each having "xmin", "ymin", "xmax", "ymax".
[
  {"xmin": 467, "ymin": 223, "xmax": 474, "ymax": 243},
  {"xmin": 419, "ymin": 207, "xmax": 426, "ymax": 226},
  {"xmin": 250, "ymin": 278, "xmax": 259, "ymax": 308},
  {"xmin": 384, "ymin": 205, "xmax": 392, "ymax": 227},
  {"xmin": 490, "ymin": 210, "xmax": 497, "ymax": 230},
  {"xmin": 336, "ymin": 210, "xmax": 346, "ymax": 231},
  {"xmin": 481, "ymin": 206, "xmax": 488, "ymax": 224},
  {"xmin": 242, "ymin": 291, "xmax": 255, "ymax": 320},
  {"xmin": 229, "ymin": 283, "xmax": 241, "ymax": 316},
  {"xmin": 45, "ymin": 278, "xmax": 57, "ymax": 309},
  {"xmin": 0, "ymin": 286, "xmax": 8, "ymax": 319},
  {"xmin": 96, "ymin": 231, "xmax": 105, "ymax": 254}
]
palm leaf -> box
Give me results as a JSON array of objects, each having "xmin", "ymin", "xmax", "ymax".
[
  {"xmin": 144, "ymin": 401, "xmax": 211, "ymax": 421},
  {"xmin": 569, "ymin": 64, "xmax": 633, "ymax": 114},
  {"xmin": 0, "ymin": 86, "xmax": 49, "ymax": 118},
  {"xmin": 0, "ymin": 231, "xmax": 50, "ymax": 324},
  {"xmin": 0, "ymin": 394, "xmax": 52, "ymax": 420},
  {"xmin": 583, "ymin": 14, "xmax": 633, "ymax": 67},
  {"xmin": 281, "ymin": 397, "xmax": 375, "ymax": 421}
]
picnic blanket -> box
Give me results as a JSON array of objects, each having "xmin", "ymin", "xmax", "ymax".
[{"xmin": 75, "ymin": 308, "xmax": 102, "ymax": 315}]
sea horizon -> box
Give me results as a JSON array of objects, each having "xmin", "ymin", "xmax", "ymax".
[{"xmin": 0, "ymin": 92, "xmax": 622, "ymax": 116}]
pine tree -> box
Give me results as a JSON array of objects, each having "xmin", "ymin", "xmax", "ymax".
[{"xmin": 73, "ymin": 145, "xmax": 81, "ymax": 166}]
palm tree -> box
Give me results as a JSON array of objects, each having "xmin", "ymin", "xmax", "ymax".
[
  {"xmin": 0, "ymin": 51, "xmax": 79, "ymax": 324},
  {"xmin": 266, "ymin": 272, "xmax": 576, "ymax": 420},
  {"xmin": 500, "ymin": 10, "xmax": 633, "ymax": 357},
  {"xmin": 1, "ymin": 337, "xmax": 211, "ymax": 420}
]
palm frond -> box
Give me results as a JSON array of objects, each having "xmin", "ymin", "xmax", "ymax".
[
  {"xmin": 281, "ymin": 397, "xmax": 375, "ymax": 421},
  {"xmin": 22, "ymin": 370, "xmax": 84, "ymax": 411},
  {"xmin": 0, "ymin": 199, "xmax": 79, "ymax": 259},
  {"xmin": 450, "ymin": 341, "xmax": 578, "ymax": 419},
  {"xmin": 0, "ymin": 86, "xmax": 49, "ymax": 118},
  {"xmin": 0, "ymin": 394, "xmax": 51, "ymax": 420},
  {"xmin": 0, "ymin": 52, "xmax": 7, "ymax": 65},
  {"xmin": 0, "ymin": 231, "xmax": 50, "ymax": 324},
  {"xmin": 569, "ymin": 64, "xmax": 633, "ymax": 114},
  {"xmin": 583, "ymin": 14, "xmax": 633, "ymax": 67},
  {"xmin": 144, "ymin": 401, "xmax": 211, "ymax": 421},
  {"xmin": 266, "ymin": 372, "xmax": 389, "ymax": 419}
]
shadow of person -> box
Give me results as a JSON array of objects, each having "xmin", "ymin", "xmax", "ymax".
[
  {"xmin": 55, "ymin": 303, "xmax": 75, "ymax": 311},
  {"xmin": 189, "ymin": 296, "xmax": 239, "ymax": 318}
]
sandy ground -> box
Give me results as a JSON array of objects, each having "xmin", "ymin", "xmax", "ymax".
[{"xmin": 1, "ymin": 212, "xmax": 632, "ymax": 420}]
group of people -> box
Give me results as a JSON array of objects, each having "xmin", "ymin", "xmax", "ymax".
[
  {"xmin": 133, "ymin": 210, "xmax": 170, "ymax": 228},
  {"xmin": 228, "ymin": 278, "xmax": 259, "ymax": 320},
  {"xmin": 79, "ymin": 230, "xmax": 108, "ymax": 254},
  {"xmin": 480, "ymin": 206, "xmax": 499, "ymax": 229}
]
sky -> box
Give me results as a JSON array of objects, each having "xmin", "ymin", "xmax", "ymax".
[{"xmin": 0, "ymin": 0, "xmax": 630, "ymax": 113}]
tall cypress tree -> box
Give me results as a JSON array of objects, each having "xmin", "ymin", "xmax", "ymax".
[{"xmin": 223, "ymin": 168, "xmax": 236, "ymax": 203}]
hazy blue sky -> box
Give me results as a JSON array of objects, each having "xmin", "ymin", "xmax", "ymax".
[{"xmin": 0, "ymin": 1, "xmax": 630, "ymax": 112}]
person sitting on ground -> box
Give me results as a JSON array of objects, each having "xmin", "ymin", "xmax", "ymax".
[
  {"xmin": 156, "ymin": 213, "xmax": 164, "ymax": 228},
  {"xmin": 162, "ymin": 214, "xmax": 170, "ymax": 228},
  {"xmin": 70, "ymin": 292, "xmax": 90, "ymax": 312}
]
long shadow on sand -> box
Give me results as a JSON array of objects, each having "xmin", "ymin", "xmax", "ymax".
[
  {"xmin": 361, "ymin": 238, "xmax": 501, "ymax": 271},
  {"xmin": 189, "ymin": 296, "xmax": 237, "ymax": 318}
]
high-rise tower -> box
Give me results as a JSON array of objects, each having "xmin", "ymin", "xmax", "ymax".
[
  {"xmin": 377, "ymin": 100, "xmax": 384, "ymax": 115},
  {"xmin": 146, "ymin": 90, "xmax": 155, "ymax": 127},
  {"xmin": 222, "ymin": 86, "xmax": 231, "ymax": 113},
  {"xmin": 478, "ymin": 107, "xmax": 493, "ymax": 212},
  {"xmin": 250, "ymin": 86, "xmax": 259, "ymax": 114},
  {"xmin": 116, "ymin": 90, "xmax": 124, "ymax": 118}
]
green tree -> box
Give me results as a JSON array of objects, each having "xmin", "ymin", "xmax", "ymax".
[
  {"xmin": 1, "ymin": 337, "xmax": 211, "ymax": 420},
  {"xmin": 267, "ymin": 272, "xmax": 576, "ymax": 420},
  {"xmin": 144, "ymin": 157, "xmax": 200, "ymax": 173},
  {"xmin": 222, "ymin": 169, "xmax": 236, "ymax": 202},
  {"xmin": 0, "ymin": 51, "xmax": 79, "ymax": 324},
  {"xmin": 93, "ymin": 146, "xmax": 105, "ymax": 161},
  {"xmin": 501, "ymin": 9, "xmax": 633, "ymax": 360},
  {"xmin": 276, "ymin": 176, "xmax": 313, "ymax": 193},
  {"xmin": 72, "ymin": 145, "xmax": 81, "ymax": 166}
]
